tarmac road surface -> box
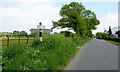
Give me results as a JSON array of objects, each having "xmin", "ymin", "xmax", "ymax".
[{"xmin": 64, "ymin": 39, "xmax": 118, "ymax": 70}]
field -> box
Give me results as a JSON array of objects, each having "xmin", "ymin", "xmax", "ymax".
[
  {"xmin": 0, "ymin": 36, "xmax": 35, "ymax": 47},
  {"xmin": 0, "ymin": 36, "xmax": 36, "ymax": 71},
  {"xmin": 1, "ymin": 34, "xmax": 92, "ymax": 71}
]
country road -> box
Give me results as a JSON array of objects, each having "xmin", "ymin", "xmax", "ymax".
[{"xmin": 64, "ymin": 38, "xmax": 118, "ymax": 70}]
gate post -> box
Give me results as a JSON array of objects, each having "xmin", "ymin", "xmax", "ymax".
[
  {"xmin": 33, "ymin": 35, "xmax": 35, "ymax": 44},
  {"xmin": 18, "ymin": 35, "xmax": 20, "ymax": 45},
  {"xmin": 6, "ymin": 35, "xmax": 9, "ymax": 47},
  {"xmin": 26, "ymin": 35, "xmax": 29, "ymax": 44}
]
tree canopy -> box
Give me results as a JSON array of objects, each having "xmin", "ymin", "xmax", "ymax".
[
  {"xmin": 13, "ymin": 30, "xmax": 27, "ymax": 36},
  {"xmin": 96, "ymin": 32, "xmax": 108, "ymax": 39},
  {"xmin": 115, "ymin": 30, "xmax": 120, "ymax": 37},
  {"xmin": 52, "ymin": 2, "xmax": 100, "ymax": 37},
  {"xmin": 20, "ymin": 30, "xmax": 27, "ymax": 36},
  {"xmin": 13, "ymin": 30, "xmax": 20, "ymax": 35}
]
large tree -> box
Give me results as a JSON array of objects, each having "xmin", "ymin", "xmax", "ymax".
[
  {"xmin": 82, "ymin": 10, "xmax": 100, "ymax": 37},
  {"xmin": 52, "ymin": 2, "xmax": 100, "ymax": 37}
]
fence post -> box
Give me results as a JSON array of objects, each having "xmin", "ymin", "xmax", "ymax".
[
  {"xmin": 33, "ymin": 35, "xmax": 35, "ymax": 44},
  {"xmin": 26, "ymin": 35, "xmax": 29, "ymax": 44},
  {"xmin": 6, "ymin": 35, "xmax": 9, "ymax": 47},
  {"xmin": 18, "ymin": 35, "xmax": 20, "ymax": 45}
]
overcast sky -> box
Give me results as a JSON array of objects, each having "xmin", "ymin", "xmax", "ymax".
[{"xmin": 0, "ymin": 0, "xmax": 119, "ymax": 35}]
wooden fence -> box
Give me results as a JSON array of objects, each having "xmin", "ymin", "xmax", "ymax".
[{"xmin": 0, "ymin": 35, "xmax": 36, "ymax": 47}]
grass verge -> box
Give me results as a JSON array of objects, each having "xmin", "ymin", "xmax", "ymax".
[
  {"xmin": 105, "ymin": 40, "xmax": 120, "ymax": 46},
  {"xmin": 2, "ymin": 34, "xmax": 92, "ymax": 71}
]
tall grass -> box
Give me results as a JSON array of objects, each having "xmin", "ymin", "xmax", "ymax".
[{"xmin": 2, "ymin": 34, "xmax": 92, "ymax": 71}]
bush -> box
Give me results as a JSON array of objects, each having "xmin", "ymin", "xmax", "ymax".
[
  {"xmin": 96, "ymin": 32, "xmax": 108, "ymax": 39},
  {"xmin": 60, "ymin": 31, "xmax": 75, "ymax": 37},
  {"xmin": 72, "ymin": 36, "xmax": 92, "ymax": 47},
  {"xmin": 110, "ymin": 37, "xmax": 120, "ymax": 43},
  {"xmin": 105, "ymin": 36, "xmax": 120, "ymax": 43},
  {"xmin": 104, "ymin": 36, "xmax": 111, "ymax": 40},
  {"xmin": 115, "ymin": 30, "xmax": 120, "ymax": 37}
]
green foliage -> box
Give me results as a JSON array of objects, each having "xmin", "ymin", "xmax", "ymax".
[
  {"xmin": 30, "ymin": 32, "xmax": 38, "ymax": 37},
  {"xmin": 0, "ymin": 32, "xmax": 3, "ymax": 37},
  {"xmin": 0, "ymin": 32, "xmax": 1, "ymax": 37},
  {"xmin": 52, "ymin": 2, "xmax": 100, "ymax": 37},
  {"xmin": 13, "ymin": 30, "xmax": 20, "ymax": 36},
  {"xmin": 83, "ymin": 10, "xmax": 100, "ymax": 37},
  {"xmin": 96, "ymin": 32, "xmax": 108, "ymax": 39},
  {"xmin": 105, "ymin": 40, "xmax": 120, "ymax": 46},
  {"xmin": 53, "ymin": 32, "xmax": 59, "ymax": 34},
  {"xmin": 86, "ymin": 30, "xmax": 93, "ymax": 37},
  {"xmin": 105, "ymin": 37, "xmax": 120, "ymax": 43},
  {"xmin": 83, "ymin": 10, "xmax": 100, "ymax": 30},
  {"xmin": 2, "ymin": 32, "xmax": 5, "ymax": 36},
  {"xmin": 2, "ymin": 34, "xmax": 92, "ymax": 71},
  {"xmin": 72, "ymin": 36, "xmax": 92, "ymax": 47},
  {"xmin": 20, "ymin": 31, "xmax": 27, "ymax": 36},
  {"xmin": 13, "ymin": 30, "xmax": 27, "ymax": 36},
  {"xmin": 8, "ymin": 34, "xmax": 12, "ymax": 37},
  {"xmin": 43, "ymin": 32, "xmax": 50, "ymax": 36},
  {"xmin": 115, "ymin": 30, "xmax": 120, "ymax": 37},
  {"xmin": 60, "ymin": 31, "xmax": 75, "ymax": 37}
]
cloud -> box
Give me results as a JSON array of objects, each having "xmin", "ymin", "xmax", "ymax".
[
  {"xmin": 0, "ymin": 3, "xmax": 61, "ymax": 34},
  {"xmin": 92, "ymin": 13, "xmax": 118, "ymax": 35},
  {"xmin": 107, "ymin": 13, "xmax": 118, "ymax": 21}
]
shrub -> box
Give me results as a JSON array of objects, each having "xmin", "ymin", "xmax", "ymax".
[
  {"xmin": 115, "ymin": 30, "xmax": 120, "ymax": 37},
  {"xmin": 60, "ymin": 31, "xmax": 75, "ymax": 37},
  {"xmin": 110, "ymin": 37, "xmax": 120, "ymax": 43},
  {"xmin": 96, "ymin": 32, "xmax": 108, "ymax": 39},
  {"xmin": 105, "ymin": 36, "xmax": 120, "ymax": 43}
]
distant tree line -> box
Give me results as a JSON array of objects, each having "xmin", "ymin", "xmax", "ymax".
[
  {"xmin": 96, "ymin": 26, "xmax": 112, "ymax": 39},
  {"xmin": 96, "ymin": 26, "xmax": 120, "ymax": 39},
  {"xmin": 13, "ymin": 30, "xmax": 27, "ymax": 36},
  {"xmin": 0, "ymin": 30, "xmax": 28, "ymax": 37}
]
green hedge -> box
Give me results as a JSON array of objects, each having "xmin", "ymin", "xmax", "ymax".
[{"xmin": 105, "ymin": 37, "xmax": 120, "ymax": 43}]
